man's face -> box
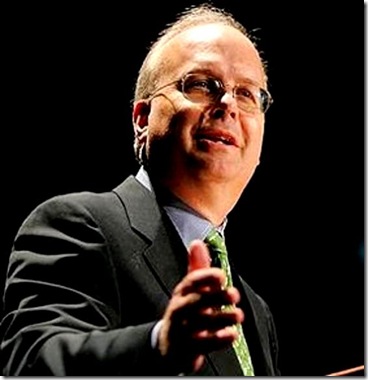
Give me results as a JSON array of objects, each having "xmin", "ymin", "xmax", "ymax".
[{"xmin": 134, "ymin": 23, "xmax": 267, "ymax": 196}]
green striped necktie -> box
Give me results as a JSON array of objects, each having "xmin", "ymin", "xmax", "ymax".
[{"xmin": 205, "ymin": 228, "xmax": 255, "ymax": 376}]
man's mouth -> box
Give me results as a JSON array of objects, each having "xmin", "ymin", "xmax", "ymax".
[{"xmin": 194, "ymin": 130, "xmax": 237, "ymax": 146}]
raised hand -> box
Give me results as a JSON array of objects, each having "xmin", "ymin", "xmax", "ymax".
[{"xmin": 158, "ymin": 239, "xmax": 244, "ymax": 374}]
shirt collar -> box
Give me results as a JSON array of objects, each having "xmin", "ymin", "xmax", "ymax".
[{"xmin": 135, "ymin": 166, "xmax": 227, "ymax": 248}]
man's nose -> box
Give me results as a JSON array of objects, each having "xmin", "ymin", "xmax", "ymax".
[
  {"xmin": 213, "ymin": 90, "xmax": 239, "ymax": 118},
  {"xmin": 220, "ymin": 88, "xmax": 238, "ymax": 103}
]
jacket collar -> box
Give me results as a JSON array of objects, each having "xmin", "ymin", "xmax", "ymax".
[{"xmin": 113, "ymin": 175, "xmax": 187, "ymax": 294}]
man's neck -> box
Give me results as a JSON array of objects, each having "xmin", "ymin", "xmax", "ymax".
[
  {"xmin": 136, "ymin": 166, "xmax": 236, "ymax": 227},
  {"xmin": 158, "ymin": 173, "xmax": 241, "ymax": 227}
]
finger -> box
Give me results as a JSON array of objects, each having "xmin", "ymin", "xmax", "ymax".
[
  {"xmin": 188, "ymin": 239, "xmax": 211, "ymax": 272},
  {"xmin": 168, "ymin": 288, "xmax": 243, "ymax": 326},
  {"xmin": 190, "ymin": 326, "xmax": 239, "ymax": 353},
  {"xmin": 187, "ymin": 306, "xmax": 244, "ymax": 332},
  {"xmin": 175, "ymin": 272, "xmax": 240, "ymax": 305},
  {"xmin": 174, "ymin": 267, "xmax": 225, "ymax": 296},
  {"xmin": 185, "ymin": 287, "xmax": 241, "ymax": 310}
]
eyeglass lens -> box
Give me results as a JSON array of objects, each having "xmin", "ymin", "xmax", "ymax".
[{"xmin": 181, "ymin": 74, "xmax": 271, "ymax": 113}]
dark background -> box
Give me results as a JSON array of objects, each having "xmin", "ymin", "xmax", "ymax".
[{"xmin": 2, "ymin": 1, "xmax": 364, "ymax": 376}]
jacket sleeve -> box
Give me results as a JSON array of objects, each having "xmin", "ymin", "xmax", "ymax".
[{"xmin": 0, "ymin": 193, "xmax": 165, "ymax": 376}]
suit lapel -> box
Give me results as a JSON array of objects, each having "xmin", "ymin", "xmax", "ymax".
[
  {"xmin": 143, "ymin": 221, "xmax": 187, "ymax": 295},
  {"xmin": 113, "ymin": 176, "xmax": 187, "ymax": 295},
  {"xmin": 233, "ymin": 272, "xmax": 274, "ymax": 376}
]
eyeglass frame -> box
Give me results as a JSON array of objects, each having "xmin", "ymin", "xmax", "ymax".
[{"xmin": 146, "ymin": 72, "xmax": 273, "ymax": 114}]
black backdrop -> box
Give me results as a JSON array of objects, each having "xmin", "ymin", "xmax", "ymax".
[{"xmin": 2, "ymin": 1, "xmax": 364, "ymax": 376}]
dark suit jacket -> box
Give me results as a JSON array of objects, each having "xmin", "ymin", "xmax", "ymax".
[{"xmin": 0, "ymin": 176, "xmax": 280, "ymax": 376}]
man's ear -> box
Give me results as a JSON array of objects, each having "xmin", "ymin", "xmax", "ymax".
[
  {"xmin": 133, "ymin": 100, "xmax": 150, "ymax": 142},
  {"xmin": 133, "ymin": 100, "xmax": 150, "ymax": 129}
]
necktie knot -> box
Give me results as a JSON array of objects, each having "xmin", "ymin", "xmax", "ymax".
[
  {"xmin": 205, "ymin": 228, "xmax": 232, "ymax": 288},
  {"xmin": 205, "ymin": 228, "xmax": 226, "ymax": 252}
]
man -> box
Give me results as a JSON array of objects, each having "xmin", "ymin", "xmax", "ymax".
[{"xmin": 0, "ymin": 4, "xmax": 279, "ymax": 376}]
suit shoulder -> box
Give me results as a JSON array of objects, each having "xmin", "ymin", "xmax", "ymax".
[
  {"xmin": 30, "ymin": 175, "xmax": 139, "ymax": 216},
  {"xmin": 19, "ymin": 177, "xmax": 137, "ymax": 232},
  {"xmin": 28, "ymin": 189, "xmax": 114, "ymax": 219}
]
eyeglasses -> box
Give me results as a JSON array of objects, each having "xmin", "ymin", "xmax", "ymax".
[{"xmin": 148, "ymin": 72, "xmax": 273, "ymax": 114}]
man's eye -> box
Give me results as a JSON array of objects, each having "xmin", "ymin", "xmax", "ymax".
[
  {"xmin": 188, "ymin": 79, "xmax": 211, "ymax": 90},
  {"xmin": 236, "ymin": 86, "xmax": 253, "ymax": 99}
]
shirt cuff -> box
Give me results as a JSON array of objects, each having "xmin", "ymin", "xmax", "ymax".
[{"xmin": 151, "ymin": 319, "xmax": 164, "ymax": 349}]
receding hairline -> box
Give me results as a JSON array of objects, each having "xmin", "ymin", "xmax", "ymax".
[{"xmin": 134, "ymin": 4, "xmax": 267, "ymax": 102}]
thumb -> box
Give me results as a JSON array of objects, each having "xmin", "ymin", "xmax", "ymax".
[{"xmin": 188, "ymin": 239, "xmax": 211, "ymax": 272}]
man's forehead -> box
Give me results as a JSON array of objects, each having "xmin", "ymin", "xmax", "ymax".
[
  {"xmin": 178, "ymin": 23, "xmax": 247, "ymax": 45},
  {"xmin": 158, "ymin": 23, "xmax": 264, "ymax": 80}
]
